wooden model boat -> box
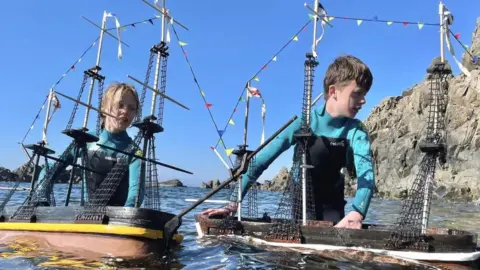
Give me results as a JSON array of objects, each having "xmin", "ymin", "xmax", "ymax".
[
  {"xmin": 190, "ymin": 1, "xmax": 480, "ymax": 269},
  {"xmin": 0, "ymin": 0, "xmax": 190, "ymax": 260}
]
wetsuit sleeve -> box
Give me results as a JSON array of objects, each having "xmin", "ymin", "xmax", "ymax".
[
  {"xmin": 124, "ymin": 149, "xmax": 144, "ymax": 207},
  {"xmin": 348, "ymin": 121, "xmax": 375, "ymax": 218},
  {"xmin": 240, "ymin": 116, "xmax": 302, "ymax": 200}
]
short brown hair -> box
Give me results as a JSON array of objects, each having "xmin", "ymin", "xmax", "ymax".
[
  {"xmin": 100, "ymin": 82, "xmax": 140, "ymax": 128},
  {"xmin": 323, "ymin": 55, "xmax": 373, "ymax": 99}
]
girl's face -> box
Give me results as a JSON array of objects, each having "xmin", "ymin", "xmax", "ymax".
[{"xmin": 105, "ymin": 90, "xmax": 138, "ymax": 133}]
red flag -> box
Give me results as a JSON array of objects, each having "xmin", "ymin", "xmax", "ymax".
[{"xmin": 206, "ymin": 103, "xmax": 212, "ymax": 108}]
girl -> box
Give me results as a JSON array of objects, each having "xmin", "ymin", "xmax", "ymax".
[{"xmin": 34, "ymin": 82, "xmax": 145, "ymax": 207}]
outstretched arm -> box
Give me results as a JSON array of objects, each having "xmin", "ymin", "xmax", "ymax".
[
  {"xmin": 349, "ymin": 122, "xmax": 375, "ymax": 218},
  {"xmin": 239, "ymin": 116, "xmax": 302, "ymax": 200}
]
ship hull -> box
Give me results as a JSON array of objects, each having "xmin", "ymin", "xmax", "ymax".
[
  {"xmin": 0, "ymin": 205, "xmax": 183, "ymax": 259},
  {"xmin": 195, "ymin": 214, "xmax": 480, "ymax": 269}
]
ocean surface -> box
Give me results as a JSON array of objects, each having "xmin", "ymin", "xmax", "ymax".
[{"xmin": 0, "ymin": 183, "xmax": 479, "ymax": 269}]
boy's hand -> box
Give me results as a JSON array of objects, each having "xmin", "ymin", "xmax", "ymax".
[
  {"xmin": 201, "ymin": 208, "xmax": 232, "ymax": 216},
  {"xmin": 334, "ymin": 211, "xmax": 363, "ymax": 229}
]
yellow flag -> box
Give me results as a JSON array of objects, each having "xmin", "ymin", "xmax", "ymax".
[
  {"xmin": 179, "ymin": 41, "xmax": 188, "ymax": 46},
  {"xmin": 357, "ymin": 20, "xmax": 362, "ymax": 26},
  {"xmin": 229, "ymin": 119, "xmax": 235, "ymax": 125},
  {"xmin": 293, "ymin": 36, "xmax": 299, "ymax": 41},
  {"xmin": 387, "ymin": 21, "xmax": 393, "ymax": 25},
  {"xmin": 417, "ymin": 23, "xmax": 424, "ymax": 30},
  {"xmin": 253, "ymin": 76, "xmax": 259, "ymax": 82},
  {"xmin": 272, "ymin": 56, "xmax": 277, "ymax": 61},
  {"xmin": 328, "ymin": 16, "xmax": 335, "ymax": 21},
  {"xmin": 201, "ymin": 90, "xmax": 205, "ymax": 97},
  {"xmin": 226, "ymin": 148, "xmax": 234, "ymax": 156}
]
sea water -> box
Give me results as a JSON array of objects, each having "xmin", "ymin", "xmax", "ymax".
[{"xmin": 0, "ymin": 183, "xmax": 479, "ymax": 269}]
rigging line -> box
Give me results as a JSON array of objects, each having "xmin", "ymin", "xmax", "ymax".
[
  {"xmin": 447, "ymin": 28, "xmax": 476, "ymax": 60},
  {"xmin": 170, "ymin": 24, "xmax": 235, "ymax": 167},
  {"xmin": 105, "ymin": 16, "xmax": 159, "ymax": 31},
  {"xmin": 19, "ymin": 36, "xmax": 100, "ymax": 144},
  {"xmin": 214, "ymin": 19, "xmax": 312, "ymax": 149},
  {"xmin": 324, "ymin": 14, "xmax": 440, "ymax": 27},
  {"xmin": 19, "ymin": 95, "xmax": 49, "ymax": 144}
]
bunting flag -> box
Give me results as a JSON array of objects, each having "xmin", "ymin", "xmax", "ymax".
[
  {"xmin": 154, "ymin": 0, "xmax": 172, "ymax": 43},
  {"xmin": 442, "ymin": 3, "xmax": 471, "ymax": 77},
  {"xmin": 247, "ymin": 87, "xmax": 266, "ymax": 145},
  {"xmin": 105, "ymin": 11, "xmax": 123, "ymax": 60},
  {"xmin": 229, "ymin": 119, "xmax": 235, "ymax": 125},
  {"xmin": 226, "ymin": 148, "xmax": 234, "ymax": 156},
  {"xmin": 322, "ymin": 14, "xmax": 438, "ymax": 30},
  {"xmin": 43, "ymin": 91, "xmax": 62, "ymax": 144}
]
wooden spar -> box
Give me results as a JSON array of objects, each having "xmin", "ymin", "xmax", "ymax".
[
  {"xmin": 127, "ymin": 75, "xmax": 190, "ymax": 110},
  {"xmin": 54, "ymin": 91, "xmax": 118, "ymax": 119},
  {"xmin": 303, "ymin": 3, "xmax": 333, "ymax": 28},
  {"xmin": 139, "ymin": 0, "xmax": 189, "ymax": 31},
  {"xmin": 81, "ymin": 16, "xmax": 130, "ymax": 48},
  {"xmin": 0, "ymin": 187, "xmax": 30, "ymax": 191}
]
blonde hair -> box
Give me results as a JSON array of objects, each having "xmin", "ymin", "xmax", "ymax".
[{"xmin": 100, "ymin": 82, "xmax": 140, "ymax": 129}]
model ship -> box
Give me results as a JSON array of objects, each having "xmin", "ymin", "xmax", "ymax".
[{"xmin": 192, "ymin": 1, "xmax": 480, "ymax": 269}]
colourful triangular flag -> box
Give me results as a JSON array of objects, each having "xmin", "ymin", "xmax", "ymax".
[
  {"xmin": 454, "ymin": 33, "xmax": 461, "ymax": 39},
  {"xmin": 387, "ymin": 21, "xmax": 393, "ymax": 25},
  {"xmin": 179, "ymin": 41, "xmax": 188, "ymax": 46},
  {"xmin": 217, "ymin": 129, "xmax": 225, "ymax": 137},
  {"xmin": 328, "ymin": 16, "xmax": 335, "ymax": 21},
  {"xmin": 417, "ymin": 22, "xmax": 424, "ymax": 30},
  {"xmin": 226, "ymin": 148, "xmax": 234, "ymax": 156},
  {"xmin": 293, "ymin": 36, "xmax": 298, "ymax": 41},
  {"xmin": 239, "ymin": 96, "xmax": 244, "ymax": 102},
  {"xmin": 272, "ymin": 56, "xmax": 277, "ymax": 61},
  {"xmin": 403, "ymin": 22, "xmax": 408, "ymax": 27},
  {"xmin": 253, "ymin": 76, "xmax": 259, "ymax": 82},
  {"xmin": 201, "ymin": 90, "xmax": 205, "ymax": 97},
  {"xmin": 229, "ymin": 119, "xmax": 235, "ymax": 125},
  {"xmin": 308, "ymin": 14, "xmax": 315, "ymax": 20},
  {"xmin": 206, "ymin": 103, "xmax": 212, "ymax": 108},
  {"xmin": 357, "ymin": 20, "xmax": 362, "ymax": 26}
]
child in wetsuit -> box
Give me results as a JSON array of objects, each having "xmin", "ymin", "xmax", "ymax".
[
  {"xmin": 201, "ymin": 55, "xmax": 375, "ymax": 229},
  {"xmin": 35, "ymin": 82, "xmax": 145, "ymax": 207}
]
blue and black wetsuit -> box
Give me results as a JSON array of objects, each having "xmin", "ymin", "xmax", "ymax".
[
  {"xmin": 240, "ymin": 104, "xmax": 375, "ymax": 221},
  {"xmin": 35, "ymin": 129, "xmax": 144, "ymax": 207}
]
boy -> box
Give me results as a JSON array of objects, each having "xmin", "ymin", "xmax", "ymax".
[
  {"xmin": 202, "ymin": 55, "xmax": 375, "ymax": 229},
  {"xmin": 35, "ymin": 82, "xmax": 145, "ymax": 207}
]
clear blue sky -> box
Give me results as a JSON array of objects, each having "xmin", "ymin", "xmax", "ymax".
[{"xmin": 0, "ymin": 0, "xmax": 478, "ymax": 187}]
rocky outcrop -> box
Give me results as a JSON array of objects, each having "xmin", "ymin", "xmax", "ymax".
[
  {"xmin": 462, "ymin": 18, "xmax": 480, "ymax": 72},
  {"xmin": 362, "ymin": 19, "xmax": 480, "ymax": 202},
  {"xmin": 158, "ymin": 179, "xmax": 185, "ymax": 187},
  {"xmin": 259, "ymin": 167, "xmax": 289, "ymax": 192},
  {"xmin": 0, "ymin": 163, "xmax": 82, "ymax": 184},
  {"xmin": 200, "ymin": 179, "xmax": 233, "ymax": 189},
  {"xmin": 0, "ymin": 167, "xmax": 18, "ymax": 182}
]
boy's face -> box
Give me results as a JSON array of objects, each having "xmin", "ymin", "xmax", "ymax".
[
  {"xmin": 328, "ymin": 80, "xmax": 367, "ymax": 118},
  {"xmin": 105, "ymin": 90, "xmax": 138, "ymax": 133}
]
